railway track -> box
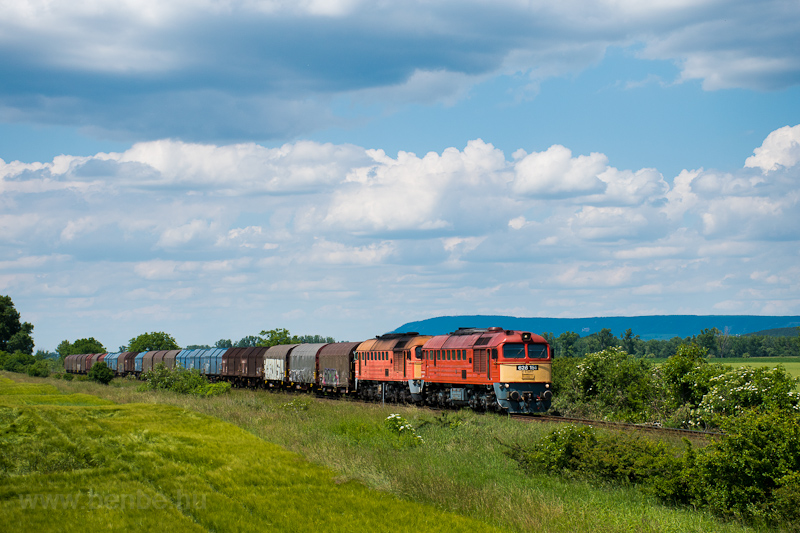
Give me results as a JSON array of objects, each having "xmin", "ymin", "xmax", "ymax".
[
  {"xmin": 314, "ymin": 393, "xmax": 720, "ymax": 440},
  {"xmin": 509, "ymin": 413, "xmax": 721, "ymax": 440}
]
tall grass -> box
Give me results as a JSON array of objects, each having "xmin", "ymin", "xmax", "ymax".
[
  {"xmin": 3, "ymin": 372, "xmax": 758, "ymax": 532},
  {"xmin": 1, "ymin": 374, "xmax": 502, "ymax": 532}
]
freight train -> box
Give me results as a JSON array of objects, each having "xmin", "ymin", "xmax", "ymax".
[{"xmin": 64, "ymin": 327, "xmax": 552, "ymax": 414}]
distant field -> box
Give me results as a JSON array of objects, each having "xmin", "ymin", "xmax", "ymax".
[
  {"xmin": 725, "ymin": 359, "xmax": 800, "ymax": 378},
  {"xmin": 650, "ymin": 357, "xmax": 800, "ymax": 378},
  {"xmin": 1, "ymin": 372, "xmax": 763, "ymax": 533}
]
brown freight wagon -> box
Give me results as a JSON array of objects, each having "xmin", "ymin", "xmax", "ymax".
[
  {"xmin": 77, "ymin": 353, "xmax": 92, "ymax": 373},
  {"xmin": 318, "ymin": 342, "xmax": 360, "ymax": 393},
  {"xmin": 120, "ymin": 352, "xmax": 137, "ymax": 374},
  {"xmin": 236, "ymin": 346, "xmax": 268, "ymax": 387},
  {"xmin": 86, "ymin": 353, "xmax": 105, "ymax": 372},
  {"xmin": 141, "ymin": 351, "xmax": 158, "ymax": 373},
  {"xmin": 152, "ymin": 350, "xmax": 168, "ymax": 368},
  {"xmin": 163, "ymin": 349, "xmax": 181, "ymax": 370},
  {"xmin": 221, "ymin": 348, "xmax": 242, "ymax": 381},
  {"xmin": 63, "ymin": 354, "xmax": 74, "ymax": 373}
]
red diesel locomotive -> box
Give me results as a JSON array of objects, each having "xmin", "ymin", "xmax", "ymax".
[{"xmin": 354, "ymin": 327, "xmax": 552, "ymax": 413}]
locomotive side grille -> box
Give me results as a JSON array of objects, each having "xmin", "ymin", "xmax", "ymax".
[{"xmin": 473, "ymin": 349, "xmax": 487, "ymax": 373}]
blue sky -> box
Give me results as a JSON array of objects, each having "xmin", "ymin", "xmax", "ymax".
[{"xmin": 1, "ymin": 0, "xmax": 799, "ymax": 351}]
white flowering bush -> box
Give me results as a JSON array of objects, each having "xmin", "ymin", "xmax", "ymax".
[
  {"xmin": 384, "ymin": 413, "xmax": 424, "ymax": 447},
  {"xmin": 567, "ymin": 347, "xmax": 658, "ymax": 422},
  {"xmin": 692, "ymin": 366, "xmax": 800, "ymax": 428}
]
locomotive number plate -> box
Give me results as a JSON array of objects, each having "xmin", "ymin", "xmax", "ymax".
[{"xmin": 516, "ymin": 365, "xmax": 538, "ymax": 371}]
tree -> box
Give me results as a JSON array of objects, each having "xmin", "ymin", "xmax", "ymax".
[
  {"xmin": 295, "ymin": 334, "xmax": 336, "ymax": 343},
  {"xmin": 57, "ymin": 337, "xmax": 106, "ymax": 363},
  {"xmin": 693, "ymin": 328, "xmax": 719, "ymax": 356},
  {"xmin": 717, "ymin": 326, "xmax": 731, "ymax": 358},
  {"xmin": 126, "ymin": 332, "xmax": 180, "ymax": 352},
  {"xmin": 235, "ymin": 335, "xmax": 261, "ymax": 347},
  {"xmin": 621, "ymin": 328, "xmax": 640, "ymax": 356},
  {"xmin": 0, "ymin": 295, "xmax": 34, "ymax": 354},
  {"xmin": 215, "ymin": 339, "xmax": 233, "ymax": 349},
  {"xmin": 596, "ymin": 328, "xmax": 618, "ymax": 350},
  {"xmin": 556, "ymin": 331, "xmax": 580, "ymax": 358},
  {"xmin": 257, "ymin": 328, "xmax": 297, "ymax": 347}
]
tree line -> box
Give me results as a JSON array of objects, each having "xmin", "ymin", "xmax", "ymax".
[{"xmin": 543, "ymin": 326, "xmax": 800, "ymax": 359}]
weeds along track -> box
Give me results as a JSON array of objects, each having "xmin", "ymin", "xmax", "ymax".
[{"xmin": 314, "ymin": 392, "xmax": 719, "ymax": 441}]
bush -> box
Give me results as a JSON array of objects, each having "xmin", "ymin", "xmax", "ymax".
[
  {"xmin": 511, "ymin": 411, "xmax": 800, "ymax": 528},
  {"xmin": 661, "ymin": 343, "xmax": 724, "ymax": 409},
  {"xmin": 0, "ymin": 351, "xmax": 35, "ymax": 373},
  {"xmin": 692, "ymin": 365, "xmax": 800, "ymax": 428},
  {"xmin": 694, "ymin": 409, "xmax": 800, "ymax": 525},
  {"xmin": 87, "ymin": 361, "xmax": 114, "ymax": 384},
  {"xmin": 138, "ymin": 363, "xmax": 231, "ymax": 396},
  {"xmin": 508, "ymin": 424, "xmax": 686, "ymax": 488},
  {"xmin": 26, "ymin": 360, "xmax": 50, "ymax": 377},
  {"xmin": 553, "ymin": 347, "xmax": 659, "ymax": 422}
]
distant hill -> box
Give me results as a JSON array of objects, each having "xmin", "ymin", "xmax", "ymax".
[
  {"xmin": 746, "ymin": 327, "xmax": 800, "ymax": 337},
  {"xmin": 391, "ymin": 315, "xmax": 800, "ymax": 340}
]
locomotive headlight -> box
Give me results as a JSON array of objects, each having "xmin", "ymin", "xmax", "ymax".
[{"xmin": 545, "ymin": 383, "xmax": 550, "ymax": 388}]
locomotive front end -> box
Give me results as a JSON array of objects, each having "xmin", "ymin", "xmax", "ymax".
[{"xmin": 494, "ymin": 333, "xmax": 553, "ymax": 413}]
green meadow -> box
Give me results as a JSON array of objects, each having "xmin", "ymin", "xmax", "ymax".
[
  {"xmin": 722, "ymin": 357, "xmax": 800, "ymax": 378},
  {"xmin": 2, "ymin": 373, "xmax": 760, "ymax": 532},
  {"xmin": 0, "ymin": 375, "xmax": 502, "ymax": 532},
  {"xmin": 650, "ymin": 357, "xmax": 800, "ymax": 379}
]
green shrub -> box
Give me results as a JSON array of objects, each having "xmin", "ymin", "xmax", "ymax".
[
  {"xmin": 0, "ymin": 351, "xmax": 35, "ymax": 373},
  {"xmin": 26, "ymin": 360, "xmax": 50, "ymax": 378},
  {"xmin": 87, "ymin": 361, "xmax": 114, "ymax": 384},
  {"xmin": 661, "ymin": 343, "xmax": 725, "ymax": 409},
  {"xmin": 512, "ymin": 411, "xmax": 800, "ymax": 528},
  {"xmin": 692, "ymin": 365, "xmax": 800, "ymax": 427},
  {"xmin": 509, "ymin": 424, "xmax": 686, "ymax": 488},
  {"xmin": 553, "ymin": 347, "xmax": 659, "ymax": 422},
  {"xmin": 138, "ymin": 363, "xmax": 231, "ymax": 396},
  {"xmin": 694, "ymin": 409, "xmax": 800, "ymax": 525}
]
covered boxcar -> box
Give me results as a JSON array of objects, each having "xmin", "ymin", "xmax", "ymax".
[
  {"xmin": 318, "ymin": 342, "xmax": 360, "ymax": 393},
  {"xmin": 263, "ymin": 344, "xmax": 298, "ymax": 387},
  {"xmin": 288, "ymin": 343, "xmax": 327, "ymax": 389}
]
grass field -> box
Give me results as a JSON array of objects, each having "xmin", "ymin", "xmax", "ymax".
[
  {"xmin": 650, "ymin": 357, "xmax": 800, "ymax": 379},
  {"xmin": 0, "ymin": 375, "xmax": 505, "ymax": 532},
  {"xmin": 1, "ymin": 372, "xmax": 761, "ymax": 533},
  {"xmin": 721, "ymin": 358, "xmax": 800, "ymax": 378}
]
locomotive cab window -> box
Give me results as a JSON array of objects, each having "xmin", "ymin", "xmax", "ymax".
[
  {"xmin": 503, "ymin": 343, "xmax": 525, "ymax": 358},
  {"xmin": 528, "ymin": 344, "xmax": 549, "ymax": 359}
]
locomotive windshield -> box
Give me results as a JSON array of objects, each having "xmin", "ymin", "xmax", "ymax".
[
  {"xmin": 528, "ymin": 344, "xmax": 548, "ymax": 359},
  {"xmin": 503, "ymin": 343, "xmax": 525, "ymax": 358}
]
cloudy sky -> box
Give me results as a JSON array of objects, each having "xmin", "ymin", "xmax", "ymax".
[{"xmin": 1, "ymin": 0, "xmax": 799, "ymax": 351}]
